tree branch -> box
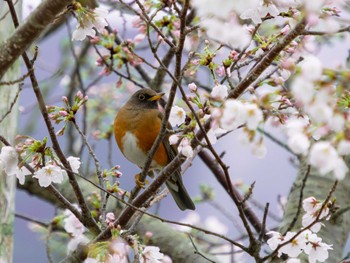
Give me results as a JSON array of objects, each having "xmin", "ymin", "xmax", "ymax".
[{"xmin": 0, "ymin": 0, "xmax": 73, "ymax": 79}]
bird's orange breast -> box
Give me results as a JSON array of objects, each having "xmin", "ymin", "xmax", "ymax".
[{"xmin": 114, "ymin": 108, "xmax": 169, "ymax": 167}]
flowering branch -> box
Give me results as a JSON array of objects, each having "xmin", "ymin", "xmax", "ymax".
[
  {"xmin": 4, "ymin": 0, "xmax": 100, "ymax": 235},
  {"xmin": 228, "ymin": 18, "xmax": 306, "ymax": 99}
]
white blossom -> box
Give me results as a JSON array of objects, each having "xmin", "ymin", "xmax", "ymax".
[
  {"xmin": 16, "ymin": 166, "xmax": 31, "ymax": 185},
  {"xmin": 291, "ymin": 77, "xmax": 315, "ymax": 105},
  {"xmin": 169, "ymin": 106, "xmax": 186, "ymax": 127},
  {"xmin": 84, "ymin": 258, "xmax": 97, "ymax": 263},
  {"xmin": 330, "ymin": 113, "xmax": 345, "ymax": 132},
  {"xmin": 200, "ymin": 17, "xmax": 250, "ymax": 48},
  {"xmin": 267, "ymin": 231, "xmax": 284, "ymax": 255},
  {"xmin": 109, "ymin": 239, "xmax": 130, "ymax": 263},
  {"xmin": 337, "ymin": 140, "xmax": 350, "ymax": 155},
  {"xmin": 240, "ymin": 2, "xmax": 280, "ymax": 24},
  {"xmin": 0, "ymin": 146, "xmax": 18, "ymax": 176},
  {"xmin": 188, "ymin": 82, "xmax": 198, "ymax": 92},
  {"xmin": 307, "ymin": 103, "xmax": 333, "ymax": 124},
  {"xmin": 333, "ymin": 157, "xmax": 348, "ymax": 180},
  {"xmin": 279, "ymin": 231, "xmax": 306, "ymax": 258},
  {"xmin": 67, "ymin": 234, "xmax": 89, "ymax": 253},
  {"xmin": 300, "ymin": 55, "xmax": 323, "ymax": 81},
  {"xmin": 211, "ymin": 84, "xmax": 228, "ymax": 100},
  {"xmin": 302, "ymin": 197, "xmax": 320, "ymax": 214},
  {"xmin": 178, "ymin": 138, "xmax": 193, "ymax": 158},
  {"xmin": 67, "ymin": 156, "xmax": 81, "ymax": 173},
  {"xmin": 288, "ymin": 133, "xmax": 310, "ymax": 155},
  {"xmin": 64, "ymin": 210, "xmax": 85, "ymax": 237},
  {"xmin": 33, "ymin": 164, "xmax": 64, "ymax": 187},
  {"xmin": 169, "ymin": 134, "xmax": 180, "ymax": 145},
  {"xmin": 72, "ymin": 7, "xmax": 108, "ymax": 41},
  {"xmin": 141, "ymin": 246, "xmax": 164, "ymax": 263},
  {"xmin": 284, "ymin": 117, "xmax": 309, "ymax": 137},
  {"xmin": 206, "ymin": 127, "xmax": 226, "ymax": 145},
  {"xmin": 304, "ymin": 0, "xmax": 326, "ymax": 13},
  {"xmin": 220, "ymin": 99, "xmax": 246, "ymax": 131},
  {"xmin": 304, "ymin": 232, "xmax": 333, "ymax": 263},
  {"xmin": 302, "ymin": 213, "xmax": 324, "ymax": 233},
  {"xmin": 309, "ymin": 141, "xmax": 338, "ymax": 175},
  {"xmin": 245, "ymin": 103, "xmax": 263, "ymax": 130}
]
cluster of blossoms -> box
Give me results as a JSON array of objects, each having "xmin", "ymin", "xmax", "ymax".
[
  {"xmin": 70, "ymin": 3, "xmax": 108, "ymax": 41},
  {"xmin": 281, "ymin": 54, "xmax": 350, "ymax": 180},
  {"xmin": 0, "ymin": 142, "xmax": 80, "ymax": 187},
  {"xmin": 267, "ymin": 196, "xmax": 333, "ymax": 263},
  {"xmin": 81, "ymin": 212, "xmax": 170, "ymax": 262},
  {"xmin": 64, "ymin": 208, "xmax": 90, "ymax": 253},
  {"xmin": 47, "ymin": 91, "xmax": 88, "ymax": 136},
  {"xmin": 168, "ymin": 82, "xmax": 265, "ymax": 159}
]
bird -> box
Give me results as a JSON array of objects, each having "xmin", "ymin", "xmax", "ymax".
[{"xmin": 113, "ymin": 88, "xmax": 195, "ymax": 210}]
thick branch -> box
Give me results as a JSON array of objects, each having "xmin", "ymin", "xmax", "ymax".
[
  {"xmin": 228, "ymin": 19, "xmax": 306, "ymax": 99},
  {"xmin": 0, "ymin": 0, "xmax": 73, "ymax": 79}
]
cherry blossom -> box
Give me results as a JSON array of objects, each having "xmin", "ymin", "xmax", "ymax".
[
  {"xmin": 302, "ymin": 197, "xmax": 320, "ymax": 214},
  {"xmin": 300, "ymin": 55, "xmax": 323, "ymax": 82},
  {"xmin": 188, "ymin": 82, "xmax": 198, "ymax": 92},
  {"xmin": 267, "ymin": 231, "xmax": 284, "ymax": 251},
  {"xmin": 291, "ymin": 77, "xmax": 315, "ymax": 105},
  {"xmin": 244, "ymin": 103, "xmax": 263, "ymax": 130},
  {"xmin": 0, "ymin": 146, "xmax": 18, "ymax": 176},
  {"xmin": 220, "ymin": 100, "xmax": 246, "ymax": 131},
  {"xmin": 141, "ymin": 246, "xmax": 164, "ymax": 263},
  {"xmin": 64, "ymin": 209, "xmax": 85, "ymax": 237},
  {"xmin": 287, "ymin": 133, "xmax": 310, "ymax": 155},
  {"xmin": 169, "ymin": 134, "xmax": 180, "ymax": 145},
  {"xmin": 211, "ymin": 84, "xmax": 228, "ymax": 100},
  {"xmin": 178, "ymin": 138, "xmax": 193, "ymax": 158},
  {"xmin": 84, "ymin": 258, "xmax": 97, "ymax": 263},
  {"xmin": 206, "ymin": 127, "xmax": 226, "ymax": 145},
  {"xmin": 72, "ymin": 7, "xmax": 109, "ymax": 41},
  {"xmin": 279, "ymin": 231, "xmax": 306, "ymax": 258},
  {"xmin": 304, "ymin": 233, "xmax": 333, "ymax": 263},
  {"xmin": 302, "ymin": 213, "xmax": 324, "ymax": 233},
  {"xmin": 67, "ymin": 156, "xmax": 81, "ymax": 173},
  {"xmin": 169, "ymin": 106, "xmax": 186, "ymax": 127},
  {"xmin": 309, "ymin": 141, "xmax": 348, "ymax": 180},
  {"xmin": 109, "ymin": 239, "xmax": 130, "ymax": 263},
  {"xmin": 240, "ymin": 1, "xmax": 280, "ymax": 24},
  {"xmin": 15, "ymin": 166, "xmax": 31, "ymax": 185},
  {"xmin": 67, "ymin": 234, "xmax": 89, "ymax": 253},
  {"xmin": 33, "ymin": 164, "xmax": 64, "ymax": 187}
]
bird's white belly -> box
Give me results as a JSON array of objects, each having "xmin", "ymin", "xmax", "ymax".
[{"xmin": 121, "ymin": 132, "xmax": 160, "ymax": 168}]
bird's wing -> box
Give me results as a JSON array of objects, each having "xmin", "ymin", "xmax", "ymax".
[{"xmin": 158, "ymin": 112, "xmax": 195, "ymax": 210}]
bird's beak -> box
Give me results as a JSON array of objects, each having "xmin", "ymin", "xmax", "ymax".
[{"xmin": 148, "ymin": 92, "xmax": 165, "ymax": 101}]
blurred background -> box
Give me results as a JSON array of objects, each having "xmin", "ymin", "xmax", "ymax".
[{"xmin": 12, "ymin": 1, "xmax": 350, "ymax": 262}]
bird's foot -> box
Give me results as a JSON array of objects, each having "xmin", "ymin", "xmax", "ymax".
[{"xmin": 135, "ymin": 173, "xmax": 148, "ymax": 188}]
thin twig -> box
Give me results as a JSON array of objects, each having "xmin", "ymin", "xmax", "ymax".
[
  {"xmin": 0, "ymin": 83, "xmax": 22, "ymax": 124},
  {"xmin": 188, "ymin": 235, "xmax": 216, "ymax": 263},
  {"xmin": 284, "ymin": 165, "xmax": 310, "ymax": 234}
]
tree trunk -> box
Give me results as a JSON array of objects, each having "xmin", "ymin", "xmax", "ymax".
[{"xmin": 0, "ymin": 2, "xmax": 21, "ymax": 262}]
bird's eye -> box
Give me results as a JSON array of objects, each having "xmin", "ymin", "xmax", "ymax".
[{"xmin": 138, "ymin": 94, "xmax": 146, "ymax": 100}]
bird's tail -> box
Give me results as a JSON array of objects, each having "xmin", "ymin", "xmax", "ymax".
[{"xmin": 165, "ymin": 169, "xmax": 195, "ymax": 211}]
